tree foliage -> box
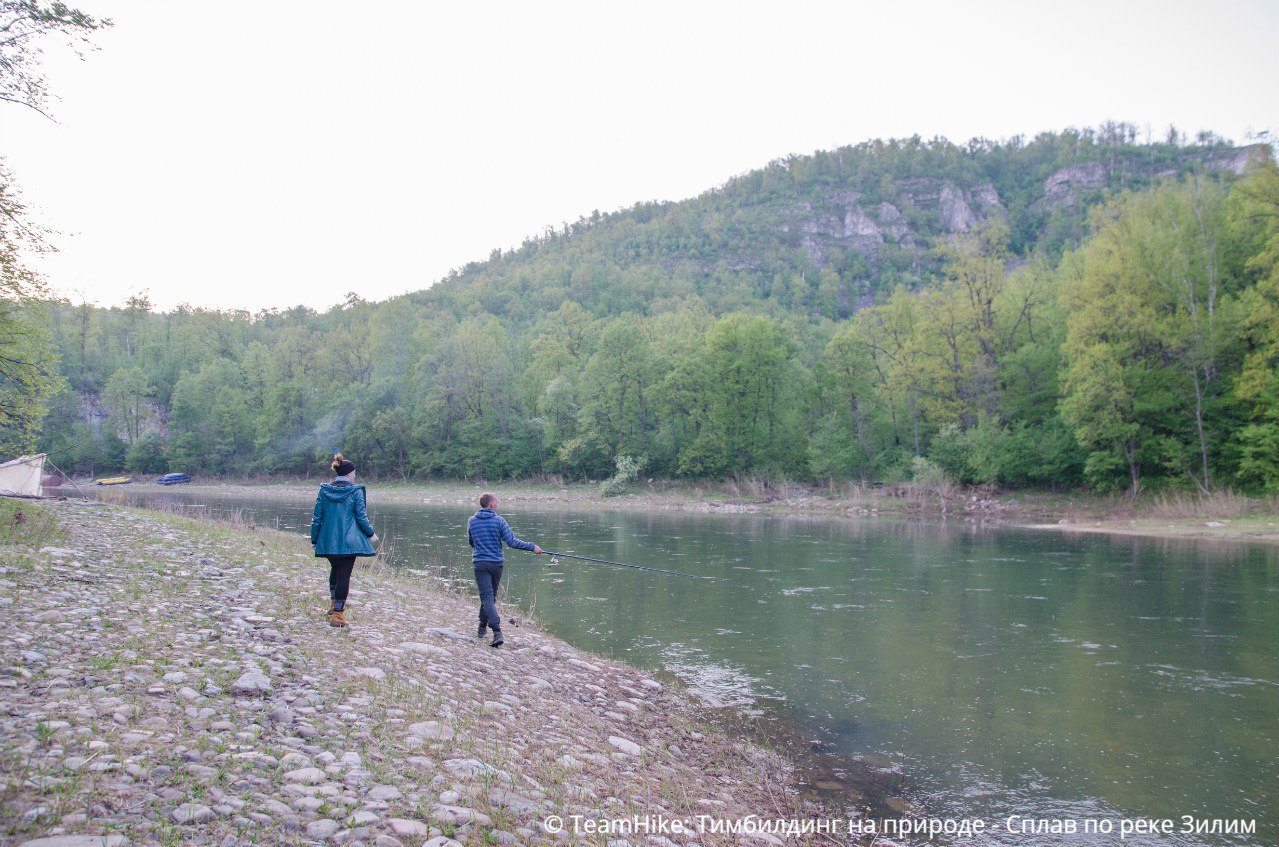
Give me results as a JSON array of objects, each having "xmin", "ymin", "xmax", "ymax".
[
  {"xmin": 0, "ymin": 2, "xmax": 108, "ymax": 453},
  {"xmin": 1060, "ymin": 179, "xmax": 1247, "ymax": 494},
  {"xmin": 29, "ymin": 130, "xmax": 1279, "ymax": 495}
]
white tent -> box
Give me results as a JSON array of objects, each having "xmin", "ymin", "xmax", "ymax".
[{"xmin": 0, "ymin": 454, "xmax": 46, "ymax": 497}]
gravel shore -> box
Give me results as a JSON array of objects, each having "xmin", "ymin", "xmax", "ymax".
[{"xmin": 0, "ymin": 498, "xmax": 838, "ymax": 847}]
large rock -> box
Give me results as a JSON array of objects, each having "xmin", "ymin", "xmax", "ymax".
[
  {"xmin": 608, "ymin": 736, "xmax": 644, "ymax": 757},
  {"xmin": 261, "ymin": 798, "xmax": 294, "ymax": 817},
  {"xmin": 283, "ymin": 766, "xmax": 327, "ymax": 784},
  {"xmin": 366, "ymin": 784, "xmax": 401, "ymax": 802},
  {"xmin": 230, "ymin": 671, "xmax": 271, "ymax": 694}
]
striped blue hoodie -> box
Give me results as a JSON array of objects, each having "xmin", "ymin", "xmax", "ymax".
[{"xmin": 467, "ymin": 508, "xmax": 536, "ymax": 564}]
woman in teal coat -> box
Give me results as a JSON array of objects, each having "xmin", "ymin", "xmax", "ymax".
[{"xmin": 310, "ymin": 452, "xmax": 378, "ymax": 627}]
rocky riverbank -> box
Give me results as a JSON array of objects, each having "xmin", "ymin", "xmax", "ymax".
[{"xmin": 0, "ymin": 498, "xmax": 843, "ymax": 847}]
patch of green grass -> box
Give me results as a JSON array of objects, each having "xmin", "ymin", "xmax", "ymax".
[
  {"xmin": 0, "ymin": 499, "xmax": 64, "ymax": 561},
  {"xmin": 89, "ymin": 652, "xmax": 121, "ymax": 671}
]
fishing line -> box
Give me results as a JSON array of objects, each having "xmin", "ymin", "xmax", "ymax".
[{"xmin": 540, "ymin": 549, "xmax": 720, "ymax": 581}]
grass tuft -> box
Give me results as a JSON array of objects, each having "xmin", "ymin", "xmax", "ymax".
[{"xmin": 1143, "ymin": 489, "xmax": 1275, "ymax": 520}]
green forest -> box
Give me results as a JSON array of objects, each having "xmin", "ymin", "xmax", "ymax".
[{"xmin": 9, "ymin": 128, "xmax": 1279, "ymax": 496}]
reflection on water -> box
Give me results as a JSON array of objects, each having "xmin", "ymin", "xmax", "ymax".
[
  {"xmin": 91, "ymin": 486, "xmax": 1278, "ymax": 845},
  {"xmin": 657, "ymin": 640, "xmax": 779, "ymax": 710}
]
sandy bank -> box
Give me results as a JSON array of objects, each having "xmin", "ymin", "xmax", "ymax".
[
  {"xmin": 1, "ymin": 498, "xmax": 850, "ymax": 847},
  {"xmin": 1016, "ymin": 516, "xmax": 1279, "ymax": 545}
]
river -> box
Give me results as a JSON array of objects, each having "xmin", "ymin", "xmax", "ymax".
[{"xmin": 89, "ymin": 486, "xmax": 1277, "ymax": 845}]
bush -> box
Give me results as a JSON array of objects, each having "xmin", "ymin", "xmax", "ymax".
[
  {"xmin": 911, "ymin": 456, "xmax": 949, "ymax": 487},
  {"xmin": 600, "ymin": 454, "xmax": 645, "ymax": 497},
  {"xmin": 928, "ymin": 424, "xmax": 972, "ymax": 482}
]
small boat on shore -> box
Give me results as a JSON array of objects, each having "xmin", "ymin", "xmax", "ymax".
[
  {"xmin": 157, "ymin": 472, "xmax": 191, "ymax": 485},
  {"xmin": 95, "ymin": 476, "xmax": 132, "ymax": 486}
]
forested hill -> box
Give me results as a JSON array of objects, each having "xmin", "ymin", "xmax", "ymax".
[
  {"xmin": 410, "ymin": 129, "xmax": 1262, "ymax": 323},
  {"xmin": 29, "ymin": 127, "xmax": 1279, "ymax": 497}
]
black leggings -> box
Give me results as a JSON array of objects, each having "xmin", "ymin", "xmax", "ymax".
[{"xmin": 326, "ymin": 556, "xmax": 357, "ymax": 609}]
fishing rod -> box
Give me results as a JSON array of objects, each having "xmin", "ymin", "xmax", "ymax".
[{"xmin": 540, "ymin": 549, "xmax": 719, "ymax": 581}]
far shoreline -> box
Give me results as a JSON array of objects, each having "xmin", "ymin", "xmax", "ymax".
[{"xmin": 67, "ymin": 476, "xmax": 1279, "ymax": 547}]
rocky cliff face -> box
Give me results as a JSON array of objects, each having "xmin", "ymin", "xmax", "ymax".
[
  {"xmin": 794, "ymin": 179, "xmax": 1007, "ymax": 268},
  {"xmin": 1037, "ymin": 162, "xmax": 1107, "ymax": 211},
  {"xmin": 787, "ymin": 144, "xmax": 1267, "ymax": 272}
]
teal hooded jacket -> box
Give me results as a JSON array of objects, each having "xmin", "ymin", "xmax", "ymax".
[{"xmin": 310, "ymin": 480, "xmax": 376, "ymax": 557}]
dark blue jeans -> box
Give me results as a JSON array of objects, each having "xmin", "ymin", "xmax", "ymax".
[{"xmin": 473, "ymin": 561, "xmax": 503, "ymax": 633}]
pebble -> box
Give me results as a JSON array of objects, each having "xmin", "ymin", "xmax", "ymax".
[
  {"xmin": 230, "ymin": 671, "xmax": 272, "ymax": 694},
  {"xmin": 306, "ymin": 818, "xmax": 341, "ymax": 839},
  {"xmin": 283, "ymin": 767, "xmax": 327, "ymax": 784},
  {"xmin": 172, "ymin": 802, "xmax": 216, "ymax": 823},
  {"xmin": 431, "ymin": 804, "xmax": 493, "ymax": 826},
  {"xmin": 386, "ymin": 818, "xmax": 428, "ymax": 837},
  {"xmin": 17, "ymin": 838, "xmax": 129, "ymax": 847},
  {"xmin": 443, "ymin": 758, "xmax": 510, "ymax": 782},
  {"xmin": 407, "ymin": 720, "xmax": 454, "ymax": 740},
  {"xmin": 0, "ymin": 500, "xmax": 831, "ymax": 847},
  {"xmin": 367, "ymin": 784, "xmax": 401, "ymax": 801},
  {"xmin": 608, "ymin": 736, "xmax": 644, "ymax": 757},
  {"xmin": 488, "ymin": 787, "xmax": 542, "ymax": 814}
]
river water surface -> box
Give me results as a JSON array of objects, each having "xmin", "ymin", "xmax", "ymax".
[{"xmin": 92, "ymin": 487, "xmax": 1277, "ymax": 845}]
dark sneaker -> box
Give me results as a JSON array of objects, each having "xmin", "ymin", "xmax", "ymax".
[
  {"xmin": 489, "ymin": 631, "xmax": 504, "ymax": 648},
  {"xmin": 477, "ymin": 625, "xmax": 487, "ymax": 639}
]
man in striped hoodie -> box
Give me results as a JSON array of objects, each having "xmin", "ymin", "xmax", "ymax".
[{"xmin": 467, "ymin": 492, "xmax": 542, "ymax": 647}]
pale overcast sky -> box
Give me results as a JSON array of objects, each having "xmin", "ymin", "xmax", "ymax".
[{"xmin": 4, "ymin": 0, "xmax": 1278, "ymax": 313}]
